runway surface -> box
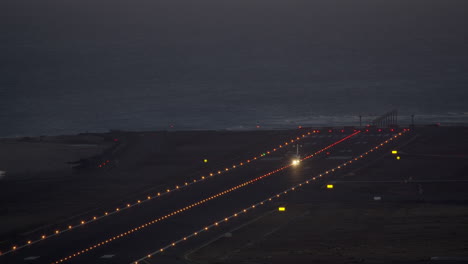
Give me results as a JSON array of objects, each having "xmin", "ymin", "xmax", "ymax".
[{"xmin": 1, "ymin": 129, "xmax": 409, "ymax": 264}]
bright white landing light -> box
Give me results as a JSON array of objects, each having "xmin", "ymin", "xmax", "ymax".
[{"xmin": 292, "ymin": 159, "xmax": 301, "ymax": 166}]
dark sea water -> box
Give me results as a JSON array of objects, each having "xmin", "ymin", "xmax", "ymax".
[{"xmin": 1, "ymin": 0, "xmax": 468, "ymax": 137}]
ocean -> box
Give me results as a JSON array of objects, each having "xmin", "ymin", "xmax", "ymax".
[{"xmin": 1, "ymin": 0, "xmax": 468, "ymax": 137}]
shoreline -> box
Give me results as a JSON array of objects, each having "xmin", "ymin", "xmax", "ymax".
[
  {"xmin": 2, "ymin": 121, "xmax": 468, "ymax": 140},
  {"xmin": 2, "ymin": 112, "xmax": 468, "ymax": 139}
]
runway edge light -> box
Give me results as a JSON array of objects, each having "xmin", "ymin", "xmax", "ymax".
[
  {"xmin": 326, "ymin": 184, "xmax": 334, "ymax": 189},
  {"xmin": 391, "ymin": 150, "xmax": 398, "ymax": 154},
  {"xmin": 278, "ymin": 207, "xmax": 286, "ymax": 212}
]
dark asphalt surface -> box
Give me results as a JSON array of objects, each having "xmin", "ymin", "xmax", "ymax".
[{"xmin": 1, "ymin": 130, "xmax": 407, "ymax": 264}]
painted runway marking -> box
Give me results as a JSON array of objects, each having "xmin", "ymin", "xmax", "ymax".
[
  {"xmin": 339, "ymin": 149, "xmax": 353, "ymax": 153},
  {"xmin": 261, "ymin": 157, "xmax": 283, "ymax": 161},
  {"xmin": 100, "ymin": 255, "xmax": 115, "ymax": 259},
  {"xmin": 24, "ymin": 256, "xmax": 40, "ymax": 260},
  {"xmin": 326, "ymin": 156, "xmax": 354, "ymax": 160}
]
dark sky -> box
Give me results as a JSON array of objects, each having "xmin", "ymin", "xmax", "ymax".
[{"xmin": 1, "ymin": 0, "xmax": 468, "ymax": 135}]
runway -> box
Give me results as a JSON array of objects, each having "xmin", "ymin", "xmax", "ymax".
[{"xmin": 1, "ymin": 129, "xmax": 409, "ymax": 264}]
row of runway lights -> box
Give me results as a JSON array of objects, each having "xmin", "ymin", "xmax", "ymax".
[
  {"xmin": 132, "ymin": 130, "xmax": 409, "ymax": 264},
  {"xmin": 0, "ymin": 129, "xmax": 403, "ymax": 256},
  {"xmin": 3, "ymin": 128, "xmax": 370, "ymax": 256},
  {"xmin": 0, "ymin": 129, "xmax": 322, "ymax": 256},
  {"xmin": 48, "ymin": 131, "xmax": 362, "ymax": 264},
  {"xmin": 0, "ymin": 128, "xmax": 397, "ymax": 257}
]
